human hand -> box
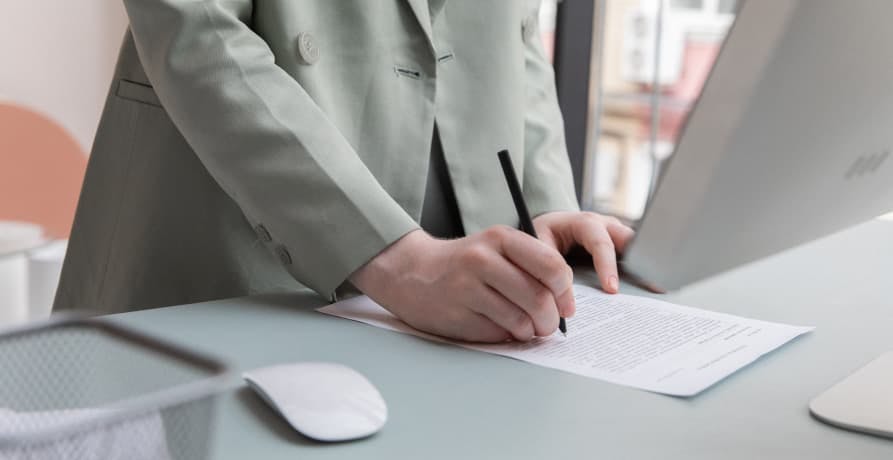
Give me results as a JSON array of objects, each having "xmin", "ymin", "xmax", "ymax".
[
  {"xmin": 532, "ymin": 211, "xmax": 635, "ymax": 294},
  {"xmin": 348, "ymin": 227, "xmax": 574, "ymax": 343}
]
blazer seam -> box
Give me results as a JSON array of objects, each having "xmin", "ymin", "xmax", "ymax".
[
  {"xmin": 201, "ymin": 2, "xmax": 316, "ymax": 203},
  {"xmin": 95, "ymin": 105, "xmax": 141, "ymax": 307}
]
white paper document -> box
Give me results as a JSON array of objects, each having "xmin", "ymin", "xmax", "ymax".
[{"xmin": 318, "ymin": 285, "xmax": 813, "ymax": 396}]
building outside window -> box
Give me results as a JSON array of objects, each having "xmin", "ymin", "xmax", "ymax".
[{"xmin": 584, "ymin": 0, "xmax": 737, "ymax": 220}]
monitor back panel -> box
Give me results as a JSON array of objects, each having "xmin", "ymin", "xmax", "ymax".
[{"xmin": 623, "ymin": 0, "xmax": 893, "ymax": 290}]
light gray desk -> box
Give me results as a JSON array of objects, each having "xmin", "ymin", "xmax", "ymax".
[{"xmin": 111, "ymin": 220, "xmax": 893, "ymax": 459}]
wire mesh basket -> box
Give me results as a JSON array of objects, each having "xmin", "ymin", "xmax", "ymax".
[{"xmin": 0, "ymin": 316, "xmax": 233, "ymax": 459}]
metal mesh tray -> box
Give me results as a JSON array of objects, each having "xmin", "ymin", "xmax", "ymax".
[{"xmin": 0, "ymin": 316, "xmax": 233, "ymax": 459}]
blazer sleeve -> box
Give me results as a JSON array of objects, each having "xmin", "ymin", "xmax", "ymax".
[
  {"xmin": 520, "ymin": 2, "xmax": 581, "ymax": 217},
  {"xmin": 122, "ymin": 0, "xmax": 419, "ymax": 298}
]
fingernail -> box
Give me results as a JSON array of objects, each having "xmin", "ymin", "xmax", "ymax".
[
  {"xmin": 609, "ymin": 275, "xmax": 619, "ymax": 292},
  {"xmin": 563, "ymin": 300, "xmax": 575, "ymax": 317},
  {"xmin": 559, "ymin": 290, "xmax": 576, "ymax": 317}
]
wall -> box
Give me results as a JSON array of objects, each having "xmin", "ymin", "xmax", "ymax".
[
  {"xmin": 0, "ymin": 1, "xmax": 128, "ymax": 324},
  {"xmin": 0, "ymin": 0, "xmax": 128, "ymax": 153}
]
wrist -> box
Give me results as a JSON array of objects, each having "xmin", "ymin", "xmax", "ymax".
[{"xmin": 349, "ymin": 229, "xmax": 434, "ymax": 298}]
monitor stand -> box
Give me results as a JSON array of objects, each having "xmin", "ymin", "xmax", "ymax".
[{"xmin": 810, "ymin": 351, "xmax": 893, "ymax": 439}]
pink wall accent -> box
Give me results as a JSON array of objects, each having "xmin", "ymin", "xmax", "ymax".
[
  {"xmin": 0, "ymin": 1, "xmax": 126, "ymax": 238},
  {"xmin": 0, "ymin": 104, "xmax": 87, "ymax": 238},
  {"xmin": 0, "ymin": 1, "xmax": 127, "ymax": 153}
]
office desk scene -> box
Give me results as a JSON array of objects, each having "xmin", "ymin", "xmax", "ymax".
[
  {"xmin": 109, "ymin": 219, "xmax": 893, "ymax": 459},
  {"xmin": 1, "ymin": 1, "xmax": 892, "ymax": 458}
]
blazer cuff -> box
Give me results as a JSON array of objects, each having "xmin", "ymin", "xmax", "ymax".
[{"xmin": 280, "ymin": 210, "xmax": 420, "ymax": 301}]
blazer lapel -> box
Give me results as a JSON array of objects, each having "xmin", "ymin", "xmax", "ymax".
[{"xmin": 404, "ymin": 0, "xmax": 436, "ymax": 54}]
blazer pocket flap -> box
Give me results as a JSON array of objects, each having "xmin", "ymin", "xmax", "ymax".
[{"xmin": 116, "ymin": 79, "xmax": 161, "ymax": 107}]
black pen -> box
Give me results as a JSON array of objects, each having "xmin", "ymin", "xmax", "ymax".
[{"xmin": 497, "ymin": 149, "xmax": 567, "ymax": 336}]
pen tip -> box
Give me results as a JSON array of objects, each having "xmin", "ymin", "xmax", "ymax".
[{"xmin": 561, "ymin": 331, "xmax": 567, "ymax": 337}]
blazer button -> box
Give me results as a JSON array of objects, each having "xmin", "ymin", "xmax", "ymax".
[
  {"xmin": 255, "ymin": 224, "xmax": 272, "ymax": 243},
  {"xmin": 296, "ymin": 32, "xmax": 320, "ymax": 65},
  {"xmin": 276, "ymin": 245, "xmax": 293, "ymax": 266}
]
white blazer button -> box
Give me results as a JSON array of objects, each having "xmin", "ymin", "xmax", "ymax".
[{"xmin": 297, "ymin": 32, "xmax": 320, "ymax": 65}]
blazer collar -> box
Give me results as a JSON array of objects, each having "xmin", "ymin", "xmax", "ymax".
[{"xmin": 404, "ymin": 0, "xmax": 439, "ymax": 55}]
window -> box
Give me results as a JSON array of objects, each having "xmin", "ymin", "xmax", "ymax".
[
  {"xmin": 539, "ymin": 0, "xmax": 560, "ymax": 62},
  {"xmin": 575, "ymin": 0, "xmax": 736, "ymax": 220}
]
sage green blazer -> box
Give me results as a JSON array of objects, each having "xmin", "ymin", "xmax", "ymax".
[{"xmin": 55, "ymin": 0, "xmax": 579, "ymax": 315}]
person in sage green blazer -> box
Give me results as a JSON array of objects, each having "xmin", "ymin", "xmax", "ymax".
[{"xmin": 55, "ymin": 0, "xmax": 634, "ymax": 342}]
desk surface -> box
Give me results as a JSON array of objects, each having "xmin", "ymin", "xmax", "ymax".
[{"xmin": 111, "ymin": 220, "xmax": 893, "ymax": 459}]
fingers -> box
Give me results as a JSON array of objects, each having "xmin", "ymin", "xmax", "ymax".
[
  {"xmin": 555, "ymin": 288, "xmax": 576, "ymax": 318},
  {"xmin": 468, "ymin": 285, "xmax": 536, "ymax": 341},
  {"xmin": 493, "ymin": 227, "xmax": 575, "ymax": 314},
  {"xmin": 474, "ymin": 248, "xmax": 561, "ymax": 336},
  {"xmin": 448, "ymin": 311, "xmax": 513, "ymax": 343},
  {"xmin": 604, "ymin": 218, "xmax": 635, "ymax": 254},
  {"xmin": 453, "ymin": 225, "xmax": 581, "ymax": 339},
  {"xmin": 574, "ymin": 216, "xmax": 620, "ymax": 294}
]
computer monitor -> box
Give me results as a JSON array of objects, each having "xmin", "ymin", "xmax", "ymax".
[{"xmin": 621, "ymin": 0, "xmax": 893, "ymax": 291}]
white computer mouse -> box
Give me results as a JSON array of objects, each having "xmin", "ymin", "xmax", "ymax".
[{"xmin": 243, "ymin": 362, "xmax": 387, "ymax": 442}]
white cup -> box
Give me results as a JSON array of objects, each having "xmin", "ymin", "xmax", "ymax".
[
  {"xmin": 0, "ymin": 221, "xmax": 45, "ymax": 327},
  {"xmin": 27, "ymin": 240, "xmax": 68, "ymax": 321}
]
